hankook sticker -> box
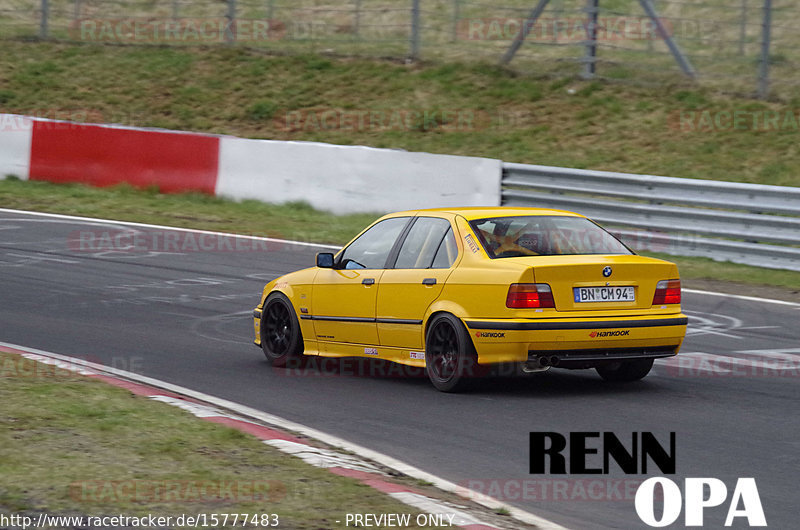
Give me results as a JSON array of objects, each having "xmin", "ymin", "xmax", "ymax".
[{"xmin": 590, "ymin": 330, "xmax": 631, "ymax": 338}]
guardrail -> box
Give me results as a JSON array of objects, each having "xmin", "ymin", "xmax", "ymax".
[{"xmin": 502, "ymin": 163, "xmax": 800, "ymax": 272}]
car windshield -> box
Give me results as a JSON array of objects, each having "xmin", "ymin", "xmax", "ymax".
[{"xmin": 469, "ymin": 215, "xmax": 633, "ymax": 258}]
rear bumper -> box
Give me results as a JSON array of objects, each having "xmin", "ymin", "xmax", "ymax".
[{"xmin": 465, "ymin": 314, "xmax": 687, "ymax": 365}]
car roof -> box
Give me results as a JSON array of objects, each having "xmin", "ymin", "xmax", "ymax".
[{"xmin": 389, "ymin": 206, "xmax": 586, "ymax": 220}]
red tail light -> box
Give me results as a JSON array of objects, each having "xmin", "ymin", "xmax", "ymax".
[
  {"xmin": 506, "ymin": 283, "xmax": 555, "ymax": 309},
  {"xmin": 653, "ymin": 279, "xmax": 681, "ymax": 305}
]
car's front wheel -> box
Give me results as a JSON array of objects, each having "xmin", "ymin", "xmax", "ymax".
[
  {"xmin": 596, "ymin": 358, "xmax": 654, "ymax": 382},
  {"xmin": 425, "ymin": 314, "xmax": 482, "ymax": 392},
  {"xmin": 261, "ymin": 293, "xmax": 303, "ymax": 367}
]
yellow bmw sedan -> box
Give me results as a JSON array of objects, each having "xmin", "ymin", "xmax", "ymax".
[{"xmin": 253, "ymin": 207, "xmax": 687, "ymax": 392}]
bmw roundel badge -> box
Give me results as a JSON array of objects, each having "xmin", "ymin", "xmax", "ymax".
[{"xmin": 602, "ymin": 266, "xmax": 612, "ymax": 277}]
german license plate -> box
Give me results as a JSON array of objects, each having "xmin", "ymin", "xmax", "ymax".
[{"xmin": 574, "ymin": 286, "xmax": 635, "ymax": 303}]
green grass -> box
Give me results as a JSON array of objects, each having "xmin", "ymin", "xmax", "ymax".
[
  {"xmin": 1, "ymin": 178, "xmax": 798, "ymax": 294},
  {"xmin": 0, "ymin": 351, "xmax": 442, "ymax": 527},
  {"xmin": 0, "ymin": 178, "xmax": 376, "ymax": 245},
  {"xmin": 1, "ymin": 40, "xmax": 800, "ymax": 187}
]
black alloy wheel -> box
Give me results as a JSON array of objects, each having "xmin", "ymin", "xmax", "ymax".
[
  {"xmin": 261, "ymin": 293, "xmax": 303, "ymax": 367},
  {"xmin": 425, "ymin": 313, "xmax": 481, "ymax": 392}
]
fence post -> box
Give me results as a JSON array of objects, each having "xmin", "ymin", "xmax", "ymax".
[
  {"xmin": 757, "ymin": 0, "xmax": 771, "ymax": 98},
  {"xmin": 738, "ymin": 0, "xmax": 748, "ymax": 55},
  {"xmin": 410, "ymin": 0, "xmax": 420, "ymax": 60},
  {"xmin": 267, "ymin": 0, "xmax": 277, "ymax": 40},
  {"xmin": 39, "ymin": 0, "xmax": 49, "ymax": 38},
  {"xmin": 354, "ymin": 0, "xmax": 361, "ymax": 39},
  {"xmin": 638, "ymin": 0, "xmax": 695, "ymax": 78},
  {"xmin": 582, "ymin": 0, "xmax": 599, "ymax": 79},
  {"xmin": 226, "ymin": 0, "xmax": 237, "ymax": 44},
  {"xmin": 500, "ymin": 0, "xmax": 551, "ymax": 65},
  {"xmin": 451, "ymin": 0, "xmax": 460, "ymax": 42}
]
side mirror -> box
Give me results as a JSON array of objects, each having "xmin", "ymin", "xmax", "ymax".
[{"xmin": 316, "ymin": 252, "xmax": 334, "ymax": 268}]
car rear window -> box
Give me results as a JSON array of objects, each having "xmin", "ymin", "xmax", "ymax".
[{"xmin": 469, "ymin": 215, "xmax": 633, "ymax": 258}]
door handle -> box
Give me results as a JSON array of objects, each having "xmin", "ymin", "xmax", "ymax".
[
  {"xmin": 422, "ymin": 278, "xmax": 437, "ymax": 286},
  {"xmin": 362, "ymin": 278, "xmax": 375, "ymax": 285}
]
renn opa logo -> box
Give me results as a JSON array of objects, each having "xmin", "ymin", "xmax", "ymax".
[{"xmin": 530, "ymin": 432, "xmax": 766, "ymax": 527}]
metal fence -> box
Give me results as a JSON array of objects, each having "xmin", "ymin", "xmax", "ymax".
[
  {"xmin": 502, "ymin": 163, "xmax": 800, "ymax": 271},
  {"xmin": 0, "ymin": 0, "xmax": 797, "ymax": 99}
]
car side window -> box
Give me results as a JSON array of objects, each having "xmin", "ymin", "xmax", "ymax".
[
  {"xmin": 339, "ymin": 217, "xmax": 409, "ymax": 269},
  {"xmin": 395, "ymin": 217, "xmax": 453, "ymax": 269},
  {"xmin": 431, "ymin": 227, "xmax": 457, "ymax": 268}
]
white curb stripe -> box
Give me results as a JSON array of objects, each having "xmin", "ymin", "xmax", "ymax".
[
  {"xmin": 17, "ymin": 352, "xmax": 95, "ymax": 375},
  {"xmin": 149, "ymin": 395, "xmax": 238, "ymax": 419},
  {"xmin": 265, "ymin": 439, "xmax": 385, "ymax": 474},
  {"xmin": 388, "ymin": 492, "xmax": 487, "ymax": 527}
]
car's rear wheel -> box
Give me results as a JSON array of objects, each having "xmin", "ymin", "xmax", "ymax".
[
  {"xmin": 596, "ymin": 358, "xmax": 654, "ymax": 382},
  {"xmin": 261, "ymin": 293, "xmax": 303, "ymax": 367},
  {"xmin": 425, "ymin": 314, "xmax": 481, "ymax": 392}
]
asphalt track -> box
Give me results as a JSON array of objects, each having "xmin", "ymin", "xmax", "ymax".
[{"xmin": 1, "ymin": 209, "xmax": 798, "ymax": 529}]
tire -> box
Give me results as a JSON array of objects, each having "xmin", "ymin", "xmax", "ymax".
[
  {"xmin": 425, "ymin": 314, "xmax": 483, "ymax": 392},
  {"xmin": 596, "ymin": 358, "xmax": 654, "ymax": 382},
  {"xmin": 260, "ymin": 293, "xmax": 303, "ymax": 367}
]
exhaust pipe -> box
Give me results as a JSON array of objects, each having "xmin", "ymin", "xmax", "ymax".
[
  {"xmin": 539, "ymin": 356, "xmax": 550, "ymax": 367},
  {"xmin": 522, "ymin": 360, "xmax": 550, "ymax": 373},
  {"xmin": 521, "ymin": 355, "xmax": 559, "ymax": 373}
]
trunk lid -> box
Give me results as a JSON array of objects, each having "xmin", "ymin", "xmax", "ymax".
[{"xmin": 515, "ymin": 255, "xmax": 678, "ymax": 311}]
